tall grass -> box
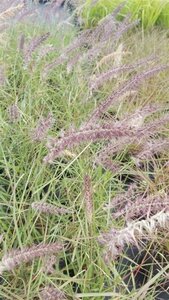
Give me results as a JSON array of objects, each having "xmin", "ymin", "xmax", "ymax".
[
  {"xmin": 82, "ymin": 0, "xmax": 169, "ymax": 28},
  {"xmin": 1, "ymin": 1, "xmax": 169, "ymax": 299}
]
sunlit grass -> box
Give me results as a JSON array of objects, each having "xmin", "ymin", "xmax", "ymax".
[{"xmin": 82, "ymin": 0, "xmax": 169, "ymax": 29}]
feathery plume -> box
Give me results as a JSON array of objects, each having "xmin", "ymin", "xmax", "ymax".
[
  {"xmin": 42, "ymin": 7, "xmax": 139, "ymax": 79},
  {"xmin": 134, "ymin": 138, "xmax": 169, "ymax": 160},
  {"xmin": 137, "ymin": 114, "xmax": 169, "ymax": 138},
  {"xmin": 43, "ymin": 123, "xmax": 134, "ymax": 163},
  {"xmin": 110, "ymin": 2, "xmax": 126, "ymax": 19},
  {"xmin": 121, "ymin": 104, "xmax": 163, "ymax": 130},
  {"xmin": 32, "ymin": 113, "xmax": 54, "ymax": 142},
  {"xmin": 91, "ymin": 2, "xmax": 125, "ymax": 24},
  {"xmin": 96, "ymin": 137, "xmax": 132, "ymax": 164},
  {"xmin": 63, "ymin": 29, "xmax": 92, "ymax": 56},
  {"xmin": 80, "ymin": 14, "xmax": 127, "ymax": 62},
  {"xmin": 95, "ymin": 106, "xmax": 169, "ymax": 171},
  {"xmin": 0, "ymin": 242, "xmax": 63, "ymax": 274},
  {"xmin": 98, "ymin": 211, "xmax": 169, "ymax": 263},
  {"xmin": 90, "ymin": 55, "xmax": 157, "ymax": 90},
  {"xmin": 41, "ymin": 255, "xmax": 56, "ymax": 274},
  {"xmin": 89, "ymin": 12, "xmax": 118, "ymax": 44},
  {"xmin": 95, "ymin": 154, "xmax": 121, "ymax": 173},
  {"xmin": 0, "ymin": 66, "xmax": 6, "ymax": 86},
  {"xmin": 82, "ymin": 40, "xmax": 111, "ymax": 63},
  {"xmin": 36, "ymin": 44, "xmax": 56, "ymax": 61},
  {"xmin": 41, "ymin": 54, "xmax": 67, "ymax": 80},
  {"xmin": 42, "ymin": 28, "xmax": 103, "ymax": 78},
  {"xmin": 97, "ymin": 42, "xmax": 130, "ymax": 69},
  {"xmin": 7, "ymin": 104, "xmax": 20, "ymax": 123},
  {"xmin": 44, "ymin": 103, "xmax": 168, "ymax": 164},
  {"xmin": 31, "ymin": 201, "xmax": 72, "ymax": 215},
  {"xmin": 42, "ymin": 28, "xmax": 94, "ymax": 78},
  {"xmin": 112, "ymin": 193, "xmax": 169, "ymax": 220},
  {"xmin": 67, "ymin": 53, "xmax": 82, "ymax": 74},
  {"xmin": 44, "ymin": 103, "xmax": 169, "ymax": 163},
  {"xmin": 83, "ymin": 175, "xmax": 93, "ymax": 225},
  {"xmin": 40, "ymin": 286, "xmax": 67, "ymax": 300},
  {"xmin": 87, "ymin": 65, "xmax": 169, "ymax": 126},
  {"xmin": 23, "ymin": 32, "xmax": 50, "ymax": 66},
  {"xmin": 105, "ymin": 183, "xmax": 138, "ymax": 211},
  {"xmin": 0, "ymin": 3, "xmax": 24, "ymax": 21},
  {"xmin": 115, "ymin": 15, "xmax": 140, "ymax": 40},
  {"xmin": 125, "ymin": 111, "xmax": 150, "ymax": 130}
]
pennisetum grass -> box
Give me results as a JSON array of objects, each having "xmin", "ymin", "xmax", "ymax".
[
  {"xmin": 31, "ymin": 201, "xmax": 72, "ymax": 215},
  {"xmin": 94, "ymin": 104, "xmax": 167, "ymax": 171},
  {"xmin": 90, "ymin": 55, "xmax": 157, "ymax": 91},
  {"xmin": 83, "ymin": 174, "xmax": 93, "ymax": 225},
  {"xmin": 98, "ymin": 211, "xmax": 169, "ymax": 263},
  {"xmin": 23, "ymin": 32, "xmax": 50, "ymax": 66},
  {"xmin": 0, "ymin": 243, "xmax": 63, "ymax": 274},
  {"xmin": 7, "ymin": 103, "xmax": 20, "ymax": 123},
  {"xmin": 1, "ymin": 1, "xmax": 169, "ymax": 298},
  {"xmin": 134, "ymin": 138, "xmax": 169, "ymax": 160},
  {"xmin": 0, "ymin": 3, "xmax": 24, "ymax": 21},
  {"xmin": 43, "ymin": 122, "xmax": 135, "ymax": 163},
  {"xmin": 31, "ymin": 113, "xmax": 54, "ymax": 142},
  {"xmin": 108, "ymin": 192, "xmax": 169, "ymax": 221},
  {"xmin": 43, "ymin": 103, "xmax": 169, "ymax": 164},
  {"xmin": 0, "ymin": 65, "xmax": 6, "ymax": 86},
  {"xmin": 42, "ymin": 4, "xmax": 139, "ymax": 79},
  {"xmin": 86, "ymin": 65, "xmax": 169, "ymax": 126},
  {"xmin": 41, "ymin": 255, "xmax": 57, "ymax": 274},
  {"xmin": 104, "ymin": 183, "xmax": 138, "ymax": 211},
  {"xmin": 40, "ymin": 286, "xmax": 67, "ymax": 300}
]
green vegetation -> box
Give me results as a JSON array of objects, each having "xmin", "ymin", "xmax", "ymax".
[
  {"xmin": 1, "ymin": 2, "xmax": 169, "ymax": 300},
  {"xmin": 82, "ymin": 0, "xmax": 169, "ymax": 28}
]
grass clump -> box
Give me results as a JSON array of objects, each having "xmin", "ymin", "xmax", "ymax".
[
  {"xmin": 1, "ymin": 1, "xmax": 169, "ymax": 299},
  {"xmin": 82, "ymin": 0, "xmax": 169, "ymax": 29}
]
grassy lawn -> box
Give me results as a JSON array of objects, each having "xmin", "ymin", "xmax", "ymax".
[{"xmin": 1, "ymin": 1, "xmax": 169, "ymax": 300}]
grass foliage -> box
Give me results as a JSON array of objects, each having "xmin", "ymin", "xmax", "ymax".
[
  {"xmin": 82, "ymin": 0, "xmax": 169, "ymax": 28},
  {"xmin": 1, "ymin": 1, "xmax": 169, "ymax": 300}
]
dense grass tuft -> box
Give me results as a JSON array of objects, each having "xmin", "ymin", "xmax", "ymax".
[
  {"xmin": 1, "ymin": 1, "xmax": 169, "ymax": 299},
  {"xmin": 82, "ymin": 0, "xmax": 169, "ymax": 29}
]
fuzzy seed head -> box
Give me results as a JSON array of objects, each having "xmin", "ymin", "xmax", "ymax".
[
  {"xmin": 40, "ymin": 286, "xmax": 67, "ymax": 300},
  {"xmin": 0, "ymin": 242, "xmax": 63, "ymax": 274},
  {"xmin": 84, "ymin": 175, "xmax": 93, "ymax": 225}
]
